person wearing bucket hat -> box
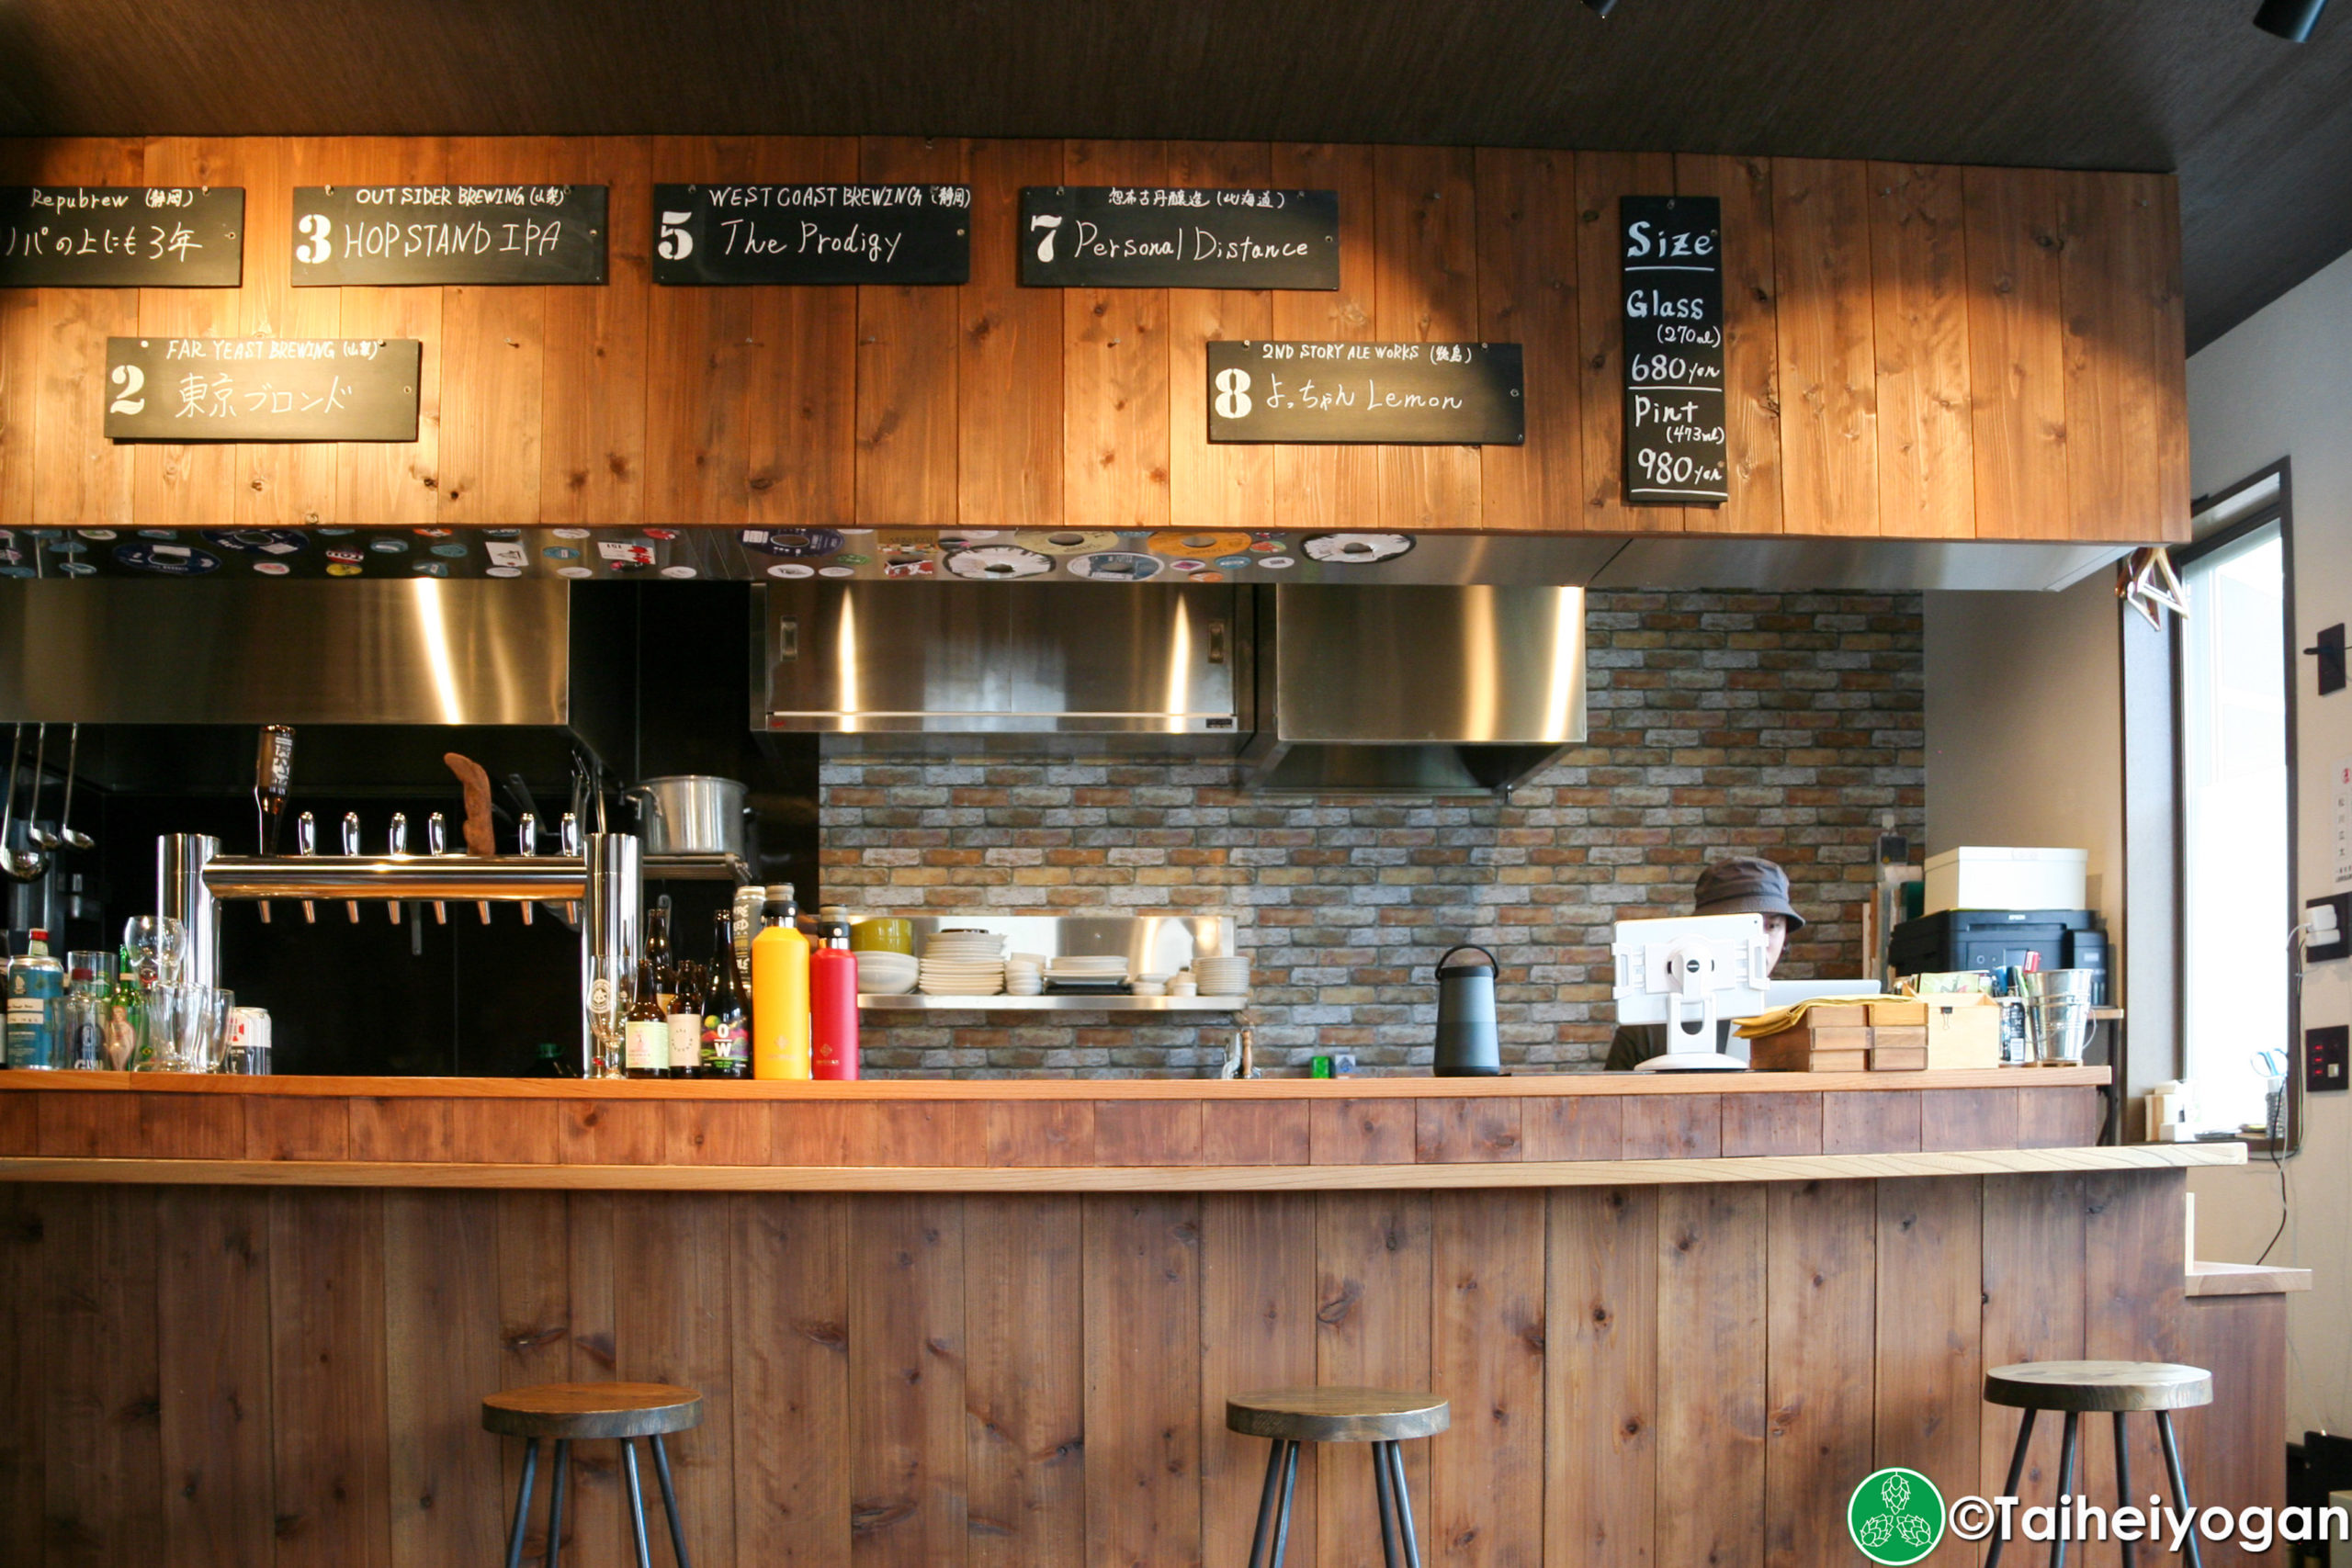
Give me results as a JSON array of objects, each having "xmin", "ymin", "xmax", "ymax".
[{"xmin": 1602, "ymin": 856, "xmax": 1807, "ymax": 1070}]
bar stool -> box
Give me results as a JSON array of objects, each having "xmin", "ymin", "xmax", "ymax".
[
  {"xmin": 483, "ymin": 1382, "xmax": 702, "ymax": 1568},
  {"xmin": 1227, "ymin": 1387, "xmax": 1450, "ymax": 1568},
  {"xmin": 1983, "ymin": 1360, "xmax": 2212, "ymax": 1568}
]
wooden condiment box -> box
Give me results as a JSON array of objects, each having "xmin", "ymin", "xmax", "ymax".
[
  {"xmin": 1922, "ymin": 997, "xmax": 2003, "ymax": 1069},
  {"xmin": 1747, "ymin": 1000, "xmax": 1932, "ymax": 1072}
]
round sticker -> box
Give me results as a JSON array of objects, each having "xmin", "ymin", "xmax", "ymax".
[
  {"xmin": 114, "ymin": 542, "xmax": 220, "ymax": 576},
  {"xmin": 1249, "ymin": 538, "xmax": 1285, "ymax": 552},
  {"xmin": 45, "ymin": 539, "xmax": 85, "ymax": 555},
  {"xmin": 326, "ymin": 561, "xmax": 363, "ymax": 577},
  {"xmin": 411, "ymin": 560, "xmax": 448, "ymax": 577},
  {"xmin": 252, "ymin": 561, "xmax": 291, "ymax": 576},
  {"xmin": 659, "ymin": 565, "xmax": 698, "ymax": 579},
  {"xmin": 1214, "ymin": 555, "xmax": 1254, "ymax": 570},
  {"xmin": 431, "ymin": 543, "xmax": 469, "ymax": 558},
  {"xmin": 1258, "ymin": 556, "xmax": 1295, "ymax": 570},
  {"xmin": 413, "ymin": 527, "xmax": 452, "ymax": 537},
  {"xmin": 642, "ymin": 527, "xmax": 680, "ymax": 541},
  {"xmin": 766, "ymin": 562, "xmax": 816, "ymax": 579},
  {"xmin": 1149, "ymin": 529, "xmax": 1251, "ymax": 558},
  {"xmin": 1169, "ymin": 558, "xmax": 1205, "ymax": 572},
  {"xmin": 551, "ymin": 526, "xmax": 591, "ymax": 539},
  {"xmin": 542, "ymin": 547, "xmax": 580, "ymax": 561},
  {"xmin": 314, "ymin": 527, "xmax": 355, "ymax": 536},
  {"xmin": 136, "ymin": 529, "xmax": 179, "ymax": 540},
  {"xmin": 840, "ymin": 526, "xmax": 875, "ymax": 536},
  {"xmin": 0, "ymin": 564, "xmax": 33, "ymax": 580},
  {"xmin": 58, "ymin": 561, "xmax": 96, "ymax": 577},
  {"xmin": 482, "ymin": 528, "xmax": 522, "ymax": 540},
  {"xmin": 486, "ymin": 566, "xmax": 522, "ymax": 579},
  {"xmin": 368, "ymin": 538, "xmax": 410, "ymax": 554},
  {"xmin": 1013, "ymin": 529, "xmax": 1119, "ymax": 557},
  {"xmin": 1302, "ymin": 532, "xmax": 1416, "ymax": 565},
  {"xmin": 739, "ymin": 528, "xmax": 844, "ymax": 558},
  {"xmin": 76, "ymin": 529, "xmax": 118, "ymax": 541},
  {"xmin": 1066, "ymin": 551, "xmax": 1164, "ymax": 581},
  {"xmin": 834, "ymin": 553, "xmax": 870, "ymax": 566},
  {"xmin": 944, "ymin": 546, "xmax": 1052, "ymax": 581},
  {"xmin": 556, "ymin": 566, "xmax": 594, "ymax": 579},
  {"xmin": 1194, "ymin": 570, "xmax": 1226, "ymax": 582},
  {"xmin": 818, "ymin": 565, "xmax": 855, "ymax": 578},
  {"xmin": 324, "ymin": 548, "xmax": 365, "ymax": 564}
]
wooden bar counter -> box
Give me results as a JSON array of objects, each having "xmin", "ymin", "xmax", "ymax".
[{"xmin": 0, "ymin": 1068, "xmax": 2282, "ymax": 1567}]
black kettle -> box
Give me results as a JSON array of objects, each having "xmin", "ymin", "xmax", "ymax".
[{"xmin": 1433, "ymin": 944, "xmax": 1501, "ymax": 1077}]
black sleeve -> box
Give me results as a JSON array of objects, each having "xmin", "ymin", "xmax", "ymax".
[{"xmin": 1602, "ymin": 1023, "xmax": 1660, "ymax": 1072}]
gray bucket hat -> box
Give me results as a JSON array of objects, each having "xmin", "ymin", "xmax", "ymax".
[{"xmin": 1693, "ymin": 856, "xmax": 1805, "ymax": 931}]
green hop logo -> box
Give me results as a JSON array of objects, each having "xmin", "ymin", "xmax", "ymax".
[{"xmin": 1848, "ymin": 1467, "xmax": 1945, "ymax": 1564}]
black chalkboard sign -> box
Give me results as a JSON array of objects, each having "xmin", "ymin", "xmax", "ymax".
[
  {"xmin": 1619, "ymin": 196, "xmax": 1728, "ymax": 505},
  {"xmin": 0, "ymin": 187, "xmax": 244, "ymax": 287},
  {"xmin": 1204, "ymin": 341, "xmax": 1523, "ymax": 445},
  {"xmin": 650, "ymin": 185, "xmax": 970, "ymax": 285},
  {"xmin": 290, "ymin": 185, "xmax": 606, "ymax": 286},
  {"xmin": 1019, "ymin": 187, "xmax": 1339, "ymax": 289},
  {"xmin": 104, "ymin": 338, "xmax": 422, "ymax": 442}
]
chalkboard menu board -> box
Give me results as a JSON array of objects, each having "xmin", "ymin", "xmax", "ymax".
[
  {"xmin": 290, "ymin": 185, "xmax": 606, "ymax": 285},
  {"xmin": 1619, "ymin": 196, "xmax": 1728, "ymax": 505},
  {"xmin": 1019, "ymin": 187, "xmax": 1339, "ymax": 288},
  {"xmin": 1204, "ymin": 341, "xmax": 1523, "ymax": 445},
  {"xmin": 0, "ymin": 187, "xmax": 244, "ymax": 287},
  {"xmin": 650, "ymin": 185, "xmax": 971, "ymax": 285},
  {"xmin": 104, "ymin": 338, "xmax": 422, "ymax": 442}
]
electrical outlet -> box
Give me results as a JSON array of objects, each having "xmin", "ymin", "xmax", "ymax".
[
  {"xmin": 2308, "ymin": 1025, "xmax": 2348, "ymax": 1093},
  {"xmin": 2308, "ymin": 894, "xmax": 2352, "ymax": 963}
]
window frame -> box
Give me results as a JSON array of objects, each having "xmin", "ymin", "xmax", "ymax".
[{"xmin": 2170, "ymin": 461, "xmax": 2300, "ymax": 1153}]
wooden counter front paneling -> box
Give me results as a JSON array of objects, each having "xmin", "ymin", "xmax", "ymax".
[
  {"xmin": 0, "ymin": 1168, "xmax": 2264, "ymax": 1568},
  {"xmin": 0, "ymin": 136, "xmax": 2188, "ymax": 540}
]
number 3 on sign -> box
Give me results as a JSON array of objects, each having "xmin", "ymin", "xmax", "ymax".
[
  {"xmin": 108, "ymin": 363, "xmax": 145, "ymax": 415},
  {"xmin": 295, "ymin": 213, "xmax": 332, "ymax": 265},
  {"xmin": 1214, "ymin": 367, "xmax": 1252, "ymax": 420}
]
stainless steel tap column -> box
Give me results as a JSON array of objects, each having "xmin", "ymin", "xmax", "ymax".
[
  {"xmin": 580, "ymin": 830, "xmax": 639, "ymax": 1076},
  {"xmin": 156, "ymin": 832, "xmax": 220, "ymax": 990}
]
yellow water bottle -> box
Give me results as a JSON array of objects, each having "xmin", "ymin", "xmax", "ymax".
[{"xmin": 750, "ymin": 883, "xmax": 811, "ymax": 1079}]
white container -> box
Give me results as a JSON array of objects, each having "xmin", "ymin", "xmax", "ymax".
[{"xmin": 1923, "ymin": 846, "xmax": 2088, "ymax": 913}]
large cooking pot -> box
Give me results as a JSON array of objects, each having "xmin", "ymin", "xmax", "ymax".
[{"xmin": 626, "ymin": 774, "xmax": 750, "ymax": 856}]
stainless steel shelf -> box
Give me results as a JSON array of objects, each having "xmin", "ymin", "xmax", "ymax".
[{"xmin": 857, "ymin": 993, "xmax": 1249, "ymax": 1012}]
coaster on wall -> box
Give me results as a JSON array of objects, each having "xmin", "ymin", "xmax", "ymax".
[
  {"xmin": 944, "ymin": 546, "xmax": 1053, "ymax": 580},
  {"xmin": 884, "ymin": 557, "xmax": 935, "ymax": 577},
  {"xmin": 766, "ymin": 561, "xmax": 816, "ymax": 579},
  {"xmin": 115, "ymin": 542, "xmax": 220, "ymax": 576},
  {"xmin": 1065, "ymin": 551, "xmax": 1165, "ymax": 581},
  {"xmin": 1148, "ymin": 529, "xmax": 1251, "ymax": 559},
  {"xmin": 740, "ymin": 528, "xmax": 845, "ymax": 558},
  {"xmin": 202, "ymin": 529, "xmax": 308, "ymax": 556},
  {"xmin": 1302, "ymin": 532, "xmax": 1416, "ymax": 565},
  {"xmin": 1012, "ymin": 528, "xmax": 1120, "ymax": 557}
]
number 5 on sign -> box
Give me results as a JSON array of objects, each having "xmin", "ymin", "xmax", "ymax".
[
  {"xmin": 1214, "ymin": 367, "xmax": 1252, "ymax": 420},
  {"xmin": 658, "ymin": 212, "xmax": 694, "ymax": 261}
]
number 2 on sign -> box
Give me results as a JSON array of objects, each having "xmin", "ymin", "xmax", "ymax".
[
  {"xmin": 295, "ymin": 213, "xmax": 332, "ymax": 265},
  {"xmin": 107, "ymin": 363, "xmax": 145, "ymax": 415},
  {"xmin": 1214, "ymin": 367, "xmax": 1252, "ymax": 420}
]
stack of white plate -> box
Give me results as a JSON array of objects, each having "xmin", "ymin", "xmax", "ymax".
[
  {"xmin": 1046, "ymin": 954, "xmax": 1130, "ymax": 986},
  {"xmin": 1005, "ymin": 958, "xmax": 1044, "ymax": 996},
  {"xmin": 1195, "ymin": 955, "xmax": 1250, "ymax": 997},
  {"xmin": 920, "ymin": 929, "xmax": 1007, "ymax": 996},
  {"xmin": 854, "ymin": 950, "xmax": 920, "ymax": 996}
]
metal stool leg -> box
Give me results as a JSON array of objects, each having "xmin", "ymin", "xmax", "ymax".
[
  {"xmin": 543, "ymin": 1438, "xmax": 570, "ymax": 1568},
  {"xmin": 623, "ymin": 1438, "xmax": 654, "ymax": 1568},
  {"xmin": 2112, "ymin": 1412, "xmax": 2136, "ymax": 1568},
  {"xmin": 1373, "ymin": 1439, "xmax": 1403, "ymax": 1568},
  {"xmin": 504, "ymin": 1438, "xmax": 540, "ymax": 1568},
  {"xmin": 1385, "ymin": 1439, "xmax": 1423, "ymax": 1568},
  {"xmin": 1985, "ymin": 1408, "xmax": 2038, "ymax": 1568},
  {"xmin": 1271, "ymin": 1441, "xmax": 1300, "ymax": 1568},
  {"xmin": 649, "ymin": 1434, "xmax": 694, "ymax": 1568},
  {"xmin": 2051, "ymin": 1412, "xmax": 2079, "ymax": 1568},
  {"xmin": 1249, "ymin": 1439, "xmax": 1288, "ymax": 1568},
  {"xmin": 2156, "ymin": 1411, "xmax": 2205, "ymax": 1568}
]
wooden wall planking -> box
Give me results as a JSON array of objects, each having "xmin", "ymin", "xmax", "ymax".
[
  {"xmin": 0, "ymin": 1168, "xmax": 2227, "ymax": 1568},
  {"xmin": 0, "ymin": 136, "xmax": 2185, "ymax": 540}
]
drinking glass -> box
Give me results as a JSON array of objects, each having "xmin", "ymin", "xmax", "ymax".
[
  {"xmin": 140, "ymin": 984, "xmax": 191, "ymax": 1071},
  {"xmin": 183, "ymin": 987, "xmax": 232, "ymax": 1073},
  {"xmin": 586, "ymin": 955, "xmax": 629, "ymax": 1079},
  {"xmin": 123, "ymin": 915, "xmax": 187, "ymax": 989}
]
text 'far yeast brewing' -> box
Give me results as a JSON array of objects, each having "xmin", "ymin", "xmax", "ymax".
[{"xmin": 1619, "ymin": 195, "xmax": 1727, "ymax": 505}]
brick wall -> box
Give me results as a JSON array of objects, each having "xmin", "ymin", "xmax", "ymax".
[{"xmin": 819, "ymin": 591, "xmax": 1925, "ymax": 1077}]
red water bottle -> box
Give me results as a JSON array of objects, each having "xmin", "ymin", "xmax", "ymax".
[{"xmin": 808, "ymin": 920, "xmax": 861, "ymax": 1080}]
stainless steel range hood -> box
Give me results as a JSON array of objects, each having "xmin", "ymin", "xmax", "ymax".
[{"xmin": 756, "ymin": 581, "xmax": 1587, "ymax": 795}]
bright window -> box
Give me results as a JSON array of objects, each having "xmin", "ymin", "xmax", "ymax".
[{"xmin": 2177, "ymin": 518, "xmax": 2291, "ymax": 1133}]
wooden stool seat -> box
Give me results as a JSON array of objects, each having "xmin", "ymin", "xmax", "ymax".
[
  {"xmin": 482, "ymin": 1382, "xmax": 703, "ymax": 1439},
  {"xmin": 1984, "ymin": 1360, "xmax": 2212, "ymax": 1413},
  {"xmin": 1227, "ymin": 1387, "xmax": 1452, "ymax": 1444}
]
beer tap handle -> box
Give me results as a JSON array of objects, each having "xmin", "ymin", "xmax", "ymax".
[
  {"xmin": 340, "ymin": 811, "xmax": 361, "ymax": 922},
  {"xmin": 515, "ymin": 812, "xmax": 537, "ymax": 926},
  {"xmin": 386, "ymin": 813, "xmax": 408, "ymax": 923},
  {"xmin": 295, "ymin": 811, "xmax": 317, "ymax": 924},
  {"xmin": 560, "ymin": 812, "xmax": 582, "ymax": 922},
  {"xmin": 426, "ymin": 812, "xmax": 449, "ymax": 925}
]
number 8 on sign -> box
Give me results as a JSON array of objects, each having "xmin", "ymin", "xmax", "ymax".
[{"xmin": 1214, "ymin": 367, "xmax": 1252, "ymax": 420}]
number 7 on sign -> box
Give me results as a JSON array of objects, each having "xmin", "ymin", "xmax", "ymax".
[{"xmin": 1029, "ymin": 213, "xmax": 1063, "ymax": 264}]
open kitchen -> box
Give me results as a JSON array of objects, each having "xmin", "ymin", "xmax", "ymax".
[{"xmin": 0, "ymin": 6, "xmax": 2346, "ymax": 1562}]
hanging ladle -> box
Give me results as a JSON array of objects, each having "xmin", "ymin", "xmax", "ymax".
[
  {"xmin": 28, "ymin": 723, "xmax": 90, "ymax": 852},
  {"xmin": 0, "ymin": 724, "xmax": 47, "ymax": 883}
]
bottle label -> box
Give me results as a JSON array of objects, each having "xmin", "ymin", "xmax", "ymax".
[
  {"xmin": 666, "ymin": 1012, "xmax": 700, "ymax": 1071},
  {"xmin": 703, "ymin": 1013, "xmax": 750, "ymax": 1067},
  {"xmin": 623, "ymin": 1019, "xmax": 668, "ymax": 1071}
]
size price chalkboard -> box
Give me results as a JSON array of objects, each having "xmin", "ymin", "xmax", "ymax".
[
  {"xmin": 1020, "ymin": 187, "xmax": 1339, "ymax": 289},
  {"xmin": 1620, "ymin": 196, "xmax": 1727, "ymax": 505},
  {"xmin": 290, "ymin": 185, "xmax": 606, "ymax": 285},
  {"xmin": 0, "ymin": 187, "xmax": 244, "ymax": 287},
  {"xmin": 1205, "ymin": 341, "xmax": 1523, "ymax": 446},
  {"xmin": 104, "ymin": 338, "xmax": 422, "ymax": 442},
  {"xmin": 651, "ymin": 185, "xmax": 971, "ymax": 285}
]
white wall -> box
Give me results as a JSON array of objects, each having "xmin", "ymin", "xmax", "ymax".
[
  {"xmin": 1923, "ymin": 577, "xmax": 2124, "ymax": 939},
  {"xmin": 2186, "ymin": 244, "xmax": 2352, "ymax": 1440}
]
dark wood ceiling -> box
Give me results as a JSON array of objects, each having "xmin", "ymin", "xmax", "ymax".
[{"xmin": 5, "ymin": 0, "xmax": 2350, "ymax": 347}]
